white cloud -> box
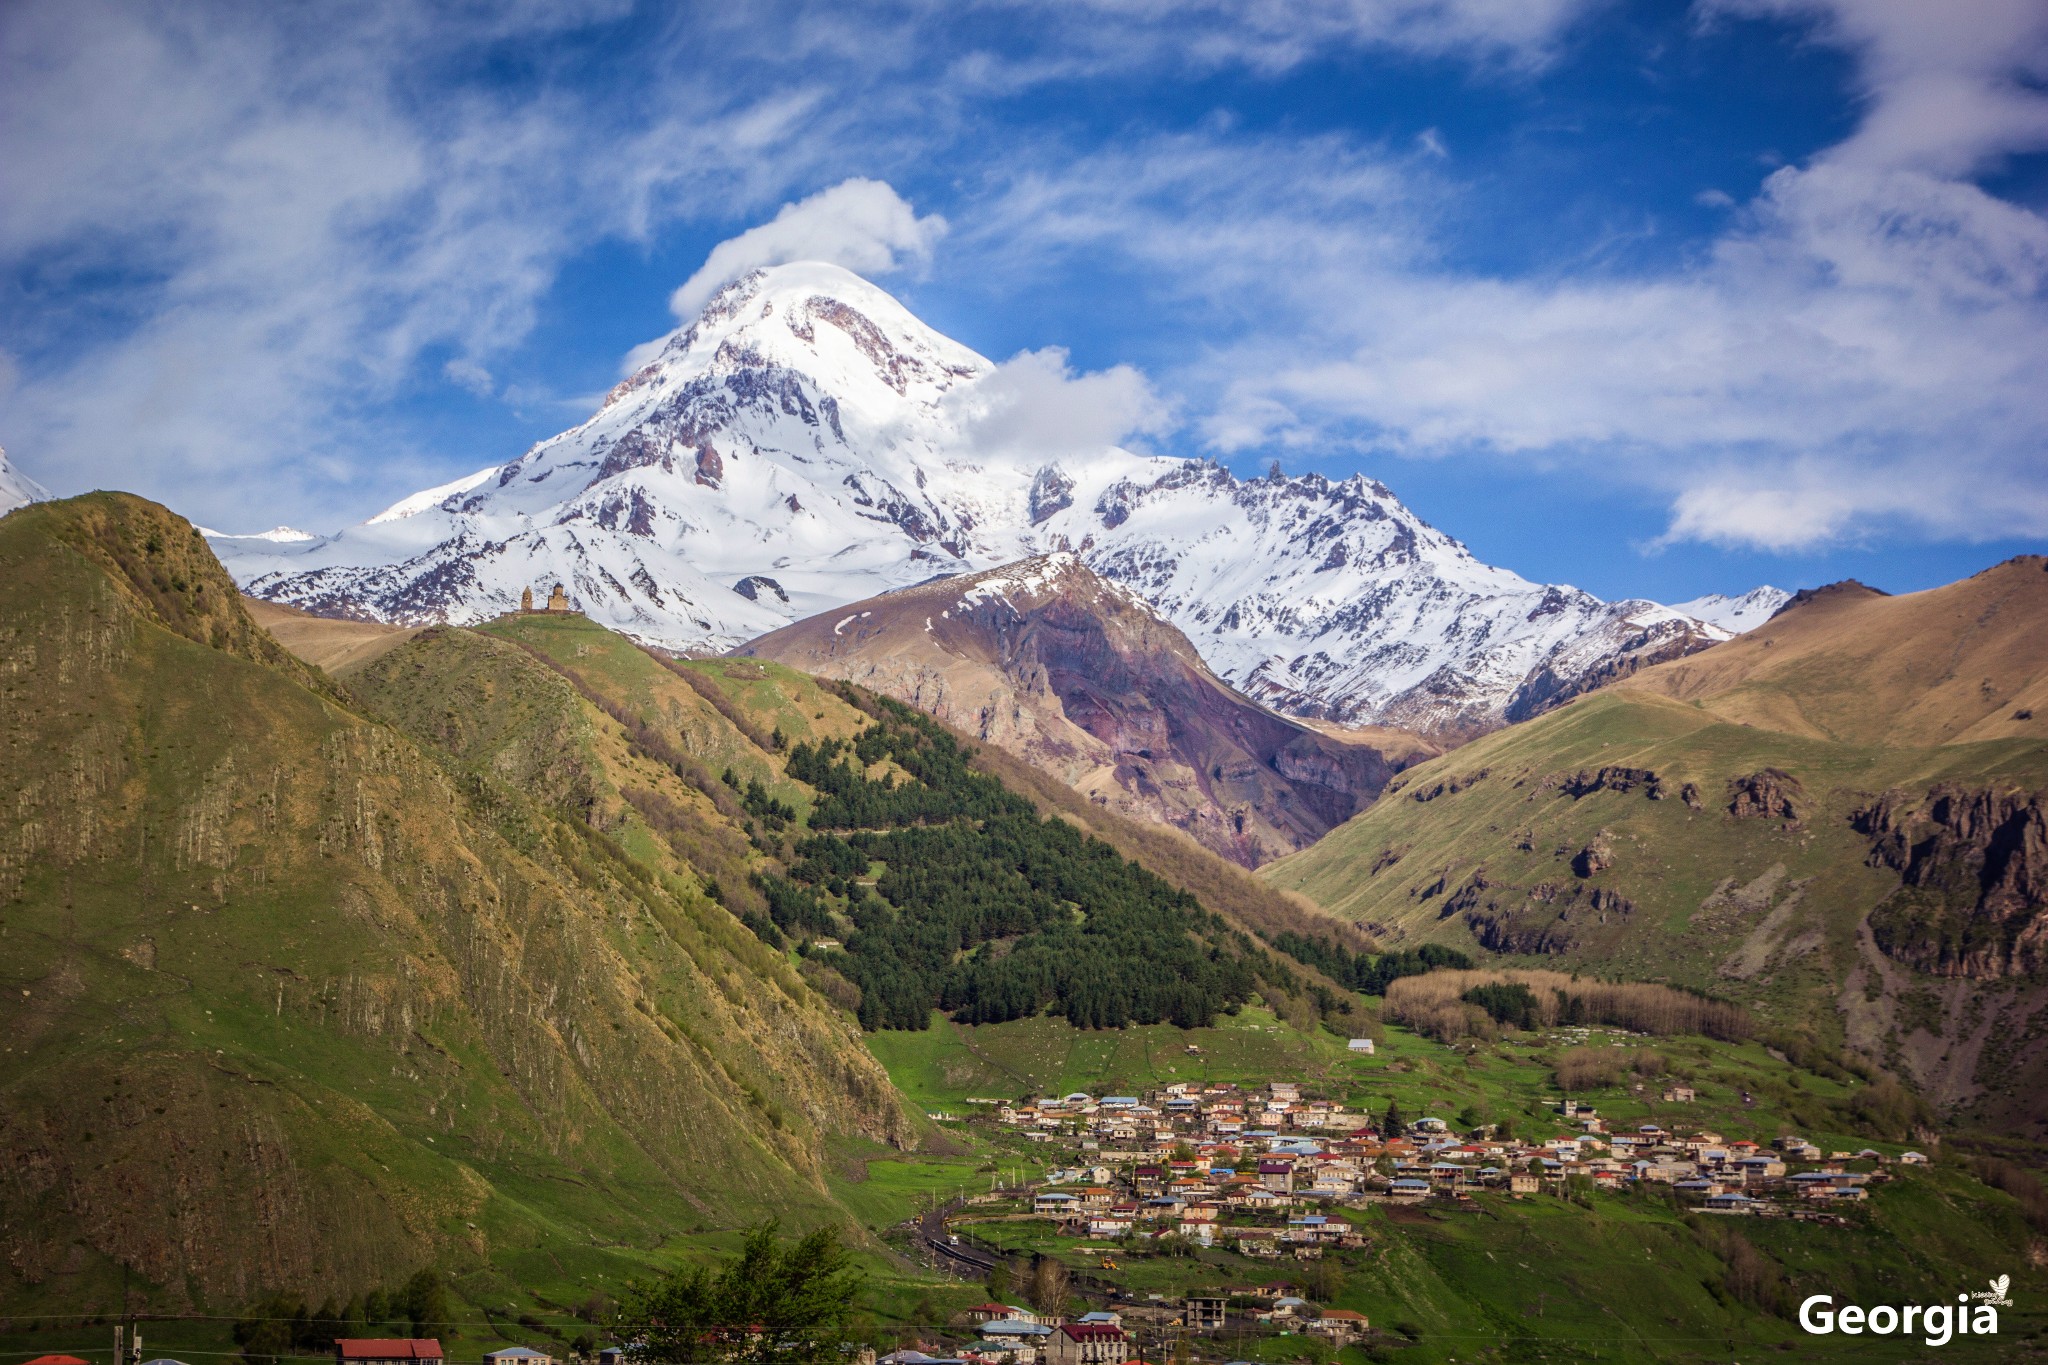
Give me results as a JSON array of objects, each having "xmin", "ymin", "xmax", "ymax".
[
  {"xmin": 0, "ymin": 0, "xmax": 1594, "ymax": 530},
  {"xmin": 1661, "ymin": 471, "xmax": 1893, "ymax": 553},
  {"xmin": 1260, "ymin": 0, "xmax": 1592, "ymax": 66},
  {"xmin": 968, "ymin": 0, "xmax": 1597, "ymax": 75},
  {"xmin": 0, "ymin": 3, "xmax": 876, "ymax": 526},
  {"xmin": 2, "ymin": 0, "xmax": 2037, "ymax": 558},
  {"xmin": 1701, "ymin": 0, "xmax": 2048, "ymax": 175},
  {"xmin": 668, "ymin": 178, "xmax": 948, "ymax": 319},
  {"xmin": 443, "ymin": 358, "xmax": 496, "ymax": 397},
  {"xmin": 942, "ymin": 347, "xmax": 1172, "ymax": 465},
  {"xmin": 948, "ymin": 3, "xmax": 2048, "ymax": 552},
  {"xmin": 1191, "ymin": 157, "xmax": 2048, "ymax": 547}
]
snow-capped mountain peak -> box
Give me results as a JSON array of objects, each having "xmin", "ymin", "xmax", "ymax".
[
  {"xmin": 955, "ymin": 551, "xmax": 1151, "ymax": 614},
  {"xmin": 1670, "ymin": 587, "xmax": 1793, "ymax": 634},
  {"xmin": 199, "ymin": 525, "xmax": 319, "ymax": 543},
  {"xmin": 217, "ymin": 262, "xmax": 1779, "ymax": 738},
  {"xmin": 621, "ymin": 264, "xmax": 990, "ymax": 423},
  {"xmin": 0, "ymin": 446, "xmax": 51, "ymax": 514},
  {"xmin": 367, "ymin": 465, "xmax": 502, "ymax": 524}
]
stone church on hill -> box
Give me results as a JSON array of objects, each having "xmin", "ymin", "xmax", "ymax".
[{"xmin": 518, "ymin": 584, "xmax": 573, "ymax": 613}]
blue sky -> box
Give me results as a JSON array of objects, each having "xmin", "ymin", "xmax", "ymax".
[{"xmin": 2, "ymin": 0, "xmax": 2044, "ymax": 603}]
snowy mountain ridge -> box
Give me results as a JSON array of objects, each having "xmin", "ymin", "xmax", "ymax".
[
  {"xmin": 216, "ymin": 261, "xmax": 1788, "ymax": 737},
  {"xmin": 1668, "ymin": 587, "xmax": 1793, "ymax": 634},
  {"xmin": 0, "ymin": 446, "xmax": 50, "ymax": 514}
]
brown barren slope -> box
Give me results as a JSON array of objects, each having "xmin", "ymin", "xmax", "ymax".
[
  {"xmin": 1615, "ymin": 556, "xmax": 2048, "ymax": 746},
  {"xmin": 244, "ymin": 595, "xmax": 419, "ymax": 674},
  {"xmin": 738, "ymin": 553, "xmax": 1435, "ymax": 867}
]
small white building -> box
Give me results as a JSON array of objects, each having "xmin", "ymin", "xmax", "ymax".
[
  {"xmin": 484, "ymin": 1349, "xmax": 551, "ymax": 1365},
  {"xmin": 1347, "ymin": 1038, "xmax": 1375, "ymax": 1054},
  {"xmin": 979, "ymin": 1320, "xmax": 1054, "ymax": 1361}
]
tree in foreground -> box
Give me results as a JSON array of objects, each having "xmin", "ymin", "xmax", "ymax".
[
  {"xmin": 404, "ymin": 1269, "xmax": 450, "ymax": 1338},
  {"xmin": 1029, "ymin": 1254, "xmax": 1071, "ymax": 1319},
  {"xmin": 623, "ymin": 1222, "xmax": 862, "ymax": 1365}
]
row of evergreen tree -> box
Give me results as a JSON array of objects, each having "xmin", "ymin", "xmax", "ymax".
[{"xmin": 1266, "ymin": 932, "xmax": 1474, "ymax": 995}]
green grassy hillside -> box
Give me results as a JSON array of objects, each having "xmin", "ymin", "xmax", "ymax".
[
  {"xmin": 0, "ymin": 495, "xmax": 916, "ymax": 1322},
  {"xmin": 473, "ymin": 617, "xmax": 1360, "ymax": 1031},
  {"xmin": 1264, "ymin": 561, "xmax": 2048, "ymax": 1142},
  {"xmin": 867, "ymin": 1005, "xmax": 1360, "ymax": 1112}
]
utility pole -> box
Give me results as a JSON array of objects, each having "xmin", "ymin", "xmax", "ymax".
[{"xmin": 119, "ymin": 1262, "xmax": 135, "ymax": 1365}]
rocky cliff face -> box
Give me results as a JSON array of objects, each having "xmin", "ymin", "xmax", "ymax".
[
  {"xmin": 739, "ymin": 554, "xmax": 1435, "ymax": 867},
  {"xmin": 1861, "ymin": 783, "xmax": 2048, "ymax": 978},
  {"xmin": 215, "ymin": 262, "xmax": 1781, "ymax": 740}
]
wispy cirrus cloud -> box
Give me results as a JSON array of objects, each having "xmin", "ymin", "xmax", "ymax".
[
  {"xmin": 0, "ymin": 0, "xmax": 1600, "ymax": 530},
  {"xmin": 939, "ymin": 0, "xmax": 2048, "ymax": 550},
  {"xmin": 1011, "ymin": 0, "xmax": 1597, "ymax": 72},
  {"xmin": 3, "ymin": 0, "xmax": 2040, "ymax": 560},
  {"xmin": 0, "ymin": 3, "xmax": 878, "ymax": 525}
]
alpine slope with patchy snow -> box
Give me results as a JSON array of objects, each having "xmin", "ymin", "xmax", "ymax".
[{"xmin": 1669, "ymin": 587, "xmax": 1793, "ymax": 634}]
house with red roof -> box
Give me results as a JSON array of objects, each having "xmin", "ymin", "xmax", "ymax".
[{"xmin": 965, "ymin": 1305, "xmax": 1038, "ymax": 1325}]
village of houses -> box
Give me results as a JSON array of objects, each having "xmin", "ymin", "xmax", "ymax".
[{"xmin": 892, "ymin": 1068, "xmax": 1928, "ymax": 1364}]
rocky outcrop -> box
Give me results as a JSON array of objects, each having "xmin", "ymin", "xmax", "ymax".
[
  {"xmin": 1443, "ymin": 869, "xmax": 1493, "ymax": 918},
  {"xmin": 1396, "ymin": 806, "xmax": 1648, "ymax": 951},
  {"xmin": 1545, "ymin": 766, "xmax": 1666, "ymax": 800},
  {"xmin": 1858, "ymin": 783, "xmax": 2048, "ymax": 978},
  {"xmin": 1407, "ymin": 768, "xmax": 1490, "ymax": 802},
  {"xmin": 1728, "ymin": 768, "xmax": 1803, "ymax": 821},
  {"xmin": 1771, "ymin": 579, "xmax": 1889, "ymax": 617},
  {"xmin": 733, "ymin": 574, "xmax": 787, "ymax": 603},
  {"xmin": 1464, "ymin": 881, "xmax": 1638, "ymax": 955},
  {"xmin": 1573, "ymin": 830, "xmax": 1616, "ymax": 878}
]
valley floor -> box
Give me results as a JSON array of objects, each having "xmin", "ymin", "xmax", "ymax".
[{"xmin": 13, "ymin": 1010, "xmax": 2037, "ymax": 1365}]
